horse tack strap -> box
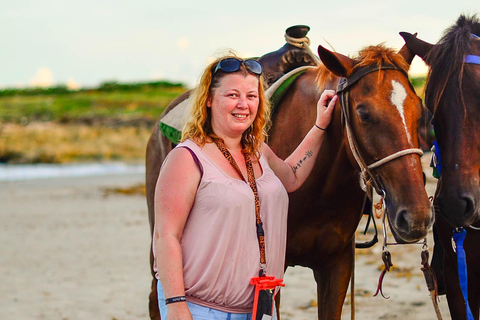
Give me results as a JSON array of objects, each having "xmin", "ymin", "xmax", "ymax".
[
  {"xmin": 213, "ymin": 139, "xmax": 267, "ymax": 270},
  {"xmin": 373, "ymin": 250, "xmax": 393, "ymax": 299},
  {"xmin": 367, "ymin": 148, "xmax": 423, "ymax": 170},
  {"xmin": 337, "ymin": 64, "xmax": 406, "ymax": 94},
  {"xmin": 337, "ymin": 64, "xmax": 421, "ymax": 195},
  {"xmin": 465, "ymin": 55, "xmax": 480, "ymax": 65}
]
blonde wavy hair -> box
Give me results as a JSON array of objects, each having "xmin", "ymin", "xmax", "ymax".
[{"xmin": 181, "ymin": 55, "xmax": 271, "ymax": 157}]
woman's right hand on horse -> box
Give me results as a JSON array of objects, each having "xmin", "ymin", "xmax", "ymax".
[{"xmin": 315, "ymin": 89, "xmax": 337, "ymax": 130}]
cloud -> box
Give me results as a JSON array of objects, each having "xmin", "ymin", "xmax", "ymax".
[
  {"xmin": 150, "ymin": 71, "xmax": 163, "ymax": 80},
  {"xmin": 66, "ymin": 78, "xmax": 81, "ymax": 90},
  {"xmin": 176, "ymin": 37, "xmax": 190, "ymax": 51},
  {"xmin": 29, "ymin": 67, "xmax": 54, "ymax": 88}
]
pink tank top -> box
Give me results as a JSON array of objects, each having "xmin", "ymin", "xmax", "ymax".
[{"xmin": 154, "ymin": 139, "xmax": 289, "ymax": 313}]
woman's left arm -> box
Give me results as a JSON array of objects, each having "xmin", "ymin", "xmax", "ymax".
[{"xmin": 264, "ymin": 90, "xmax": 337, "ymax": 192}]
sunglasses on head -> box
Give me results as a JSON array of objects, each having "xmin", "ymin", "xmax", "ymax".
[{"xmin": 213, "ymin": 58, "xmax": 262, "ymax": 76}]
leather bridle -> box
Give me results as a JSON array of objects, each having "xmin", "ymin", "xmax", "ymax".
[{"xmin": 336, "ymin": 64, "xmax": 424, "ymax": 196}]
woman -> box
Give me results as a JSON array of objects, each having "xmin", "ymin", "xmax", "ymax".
[{"xmin": 153, "ymin": 55, "xmax": 337, "ymax": 320}]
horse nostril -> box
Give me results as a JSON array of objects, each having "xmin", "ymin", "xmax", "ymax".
[
  {"xmin": 462, "ymin": 194, "xmax": 475, "ymax": 219},
  {"xmin": 395, "ymin": 209, "xmax": 411, "ymax": 235}
]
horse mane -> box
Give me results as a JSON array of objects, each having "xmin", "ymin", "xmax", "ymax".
[
  {"xmin": 353, "ymin": 44, "xmax": 410, "ymax": 72},
  {"xmin": 425, "ymin": 14, "xmax": 480, "ymax": 112},
  {"xmin": 315, "ymin": 44, "xmax": 409, "ymax": 88}
]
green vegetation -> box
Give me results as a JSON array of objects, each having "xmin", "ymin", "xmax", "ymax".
[
  {"xmin": 410, "ymin": 75, "xmax": 426, "ymax": 99},
  {"xmin": 0, "ymin": 80, "xmax": 188, "ymax": 124},
  {"xmin": 0, "ymin": 80, "xmax": 188, "ymax": 164}
]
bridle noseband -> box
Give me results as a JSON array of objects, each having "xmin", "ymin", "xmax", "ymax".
[{"xmin": 336, "ymin": 64, "xmax": 424, "ymax": 196}]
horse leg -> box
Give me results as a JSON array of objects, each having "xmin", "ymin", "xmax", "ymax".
[
  {"xmin": 431, "ymin": 224, "xmax": 446, "ymax": 295},
  {"xmin": 312, "ymin": 245, "xmax": 354, "ymax": 319},
  {"xmin": 146, "ymin": 122, "xmax": 172, "ymax": 320},
  {"xmin": 443, "ymin": 251, "xmax": 470, "ymax": 320},
  {"xmin": 469, "ymin": 270, "xmax": 480, "ymax": 320},
  {"xmin": 465, "ymin": 236, "xmax": 480, "ymax": 320}
]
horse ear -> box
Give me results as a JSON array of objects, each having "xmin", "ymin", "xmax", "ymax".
[
  {"xmin": 398, "ymin": 32, "xmax": 417, "ymax": 65},
  {"xmin": 399, "ymin": 32, "xmax": 434, "ymax": 65},
  {"xmin": 318, "ymin": 45, "xmax": 355, "ymax": 78}
]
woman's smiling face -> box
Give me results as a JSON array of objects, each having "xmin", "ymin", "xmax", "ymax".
[{"xmin": 208, "ymin": 73, "xmax": 259, "ymax": 139}]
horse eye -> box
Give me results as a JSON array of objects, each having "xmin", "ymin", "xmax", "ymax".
[{"xmin": 357, "ymin": 109, "xmax": 372, "ymax": 123}]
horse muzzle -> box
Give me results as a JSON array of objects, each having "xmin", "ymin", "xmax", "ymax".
[
  {"xmin": 387, "ymin": 202, "xmax": 434, "ymax": 244},
  {"xmin": 435, "ymin": 191, "xmax": 480, "ymax": 228}
]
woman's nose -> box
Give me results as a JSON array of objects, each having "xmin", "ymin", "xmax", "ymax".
[{"xmin": 237, "ymin": 96, "xmax": 248, "ymax": 108}]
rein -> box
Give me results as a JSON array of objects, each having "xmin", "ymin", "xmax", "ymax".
[{"xmin": 336, "ymin": 64, "xmax": 424, "ymax": 196}]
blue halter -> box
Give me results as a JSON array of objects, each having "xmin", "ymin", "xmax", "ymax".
[
  {"xmin": 465, "ymin": 55, "xmax": 480, "ymax": 65},
  {"xmin": 431, "ymin": 34, "xmax": 480, "ymax": 178},
  {"xmin": 465, "ymin": 34, "xmax": 480, "ymax": 65}
]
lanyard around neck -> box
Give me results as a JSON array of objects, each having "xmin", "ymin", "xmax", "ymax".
[{"xmin": 213, "ymin": 139, "xmax": 267, "ymax": 268}]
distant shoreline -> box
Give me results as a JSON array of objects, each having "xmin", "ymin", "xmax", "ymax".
[{"xmin": 0, "ymin": 161, "xmax": 145, "ymax": 182}]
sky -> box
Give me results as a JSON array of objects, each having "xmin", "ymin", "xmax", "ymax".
[{"xmin": 2, "ymin": 0, "xmax": 479, "ymax": 89}]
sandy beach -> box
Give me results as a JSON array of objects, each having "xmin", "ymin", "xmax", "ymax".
[{"xmin": 0, "ymin": 155, "xmax": 452, "ymax": 320}]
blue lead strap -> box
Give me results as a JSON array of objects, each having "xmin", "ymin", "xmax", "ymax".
[{"xmin": 453, "ymin": 228, "xmax": 474, "ymax": 320}]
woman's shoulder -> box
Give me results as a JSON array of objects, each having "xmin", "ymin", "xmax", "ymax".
[
  {"xmin": 171, "ymin": 139, "xmax": 205, "ymax": 175},
  {"xmin": 177, "ymin": 138, "xmax": 199, "ymax": 149},
  {"xmin": 259, "ymin": 142, "xmax": 274, "ymax": 161},
  {"xmin": 161, "ymin": 141, "xmax": 203, "ymax": 175}
]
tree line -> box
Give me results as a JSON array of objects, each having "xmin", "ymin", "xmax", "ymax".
[{"xmin": 0, "ymin": 80, "xmax": 185, "ymax": 97}]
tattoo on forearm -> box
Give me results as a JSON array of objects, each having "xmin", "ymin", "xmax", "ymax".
[{"xmin": 292, "ymin": 150, "xmax": 314, "ymax": 173}]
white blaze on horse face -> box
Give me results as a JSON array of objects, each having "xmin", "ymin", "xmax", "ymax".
[{"xmin": 390, "ymin": 80, "xmax": 412, "ymax": 144}]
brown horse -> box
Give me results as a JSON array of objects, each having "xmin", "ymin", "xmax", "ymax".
[
  {"xmin": 401, "ymin": 14, "xmax": 480, "ymax": 320},
  {"xmin": 145, "ymin": 43, "xmax": 434, "ymax": 319}
]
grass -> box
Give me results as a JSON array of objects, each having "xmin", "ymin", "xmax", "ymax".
[
  {"xmin": 0, "ymin": 86, "xmax": 186, "ymax": 124},
  {"xmin": 0, "ymin": 76, "xmax": 426, "ymax": 164},
  {"xmin": 410, "ymin": 76, "xmax": 426, "ymax": 100},
  {"xmin": 0, "ymin": 81, "xmax": 188, "ymax": 164}
]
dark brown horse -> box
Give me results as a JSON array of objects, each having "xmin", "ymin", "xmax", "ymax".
[
  {"xmin": 145, "ymin": 43, "xmax": 434, "ymax": 319},
  {"xmin": 401, "ymin": 14, "xmax": 480, "ymax": 320}
]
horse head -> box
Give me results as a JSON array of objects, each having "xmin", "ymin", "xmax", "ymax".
[
  {"xmin": 317, "ymin": 44, "xmax": 434, "ymax": 243},
  {"xmin": 401, "ymin": 15, "xmax": 480, "ymax": 228}
]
